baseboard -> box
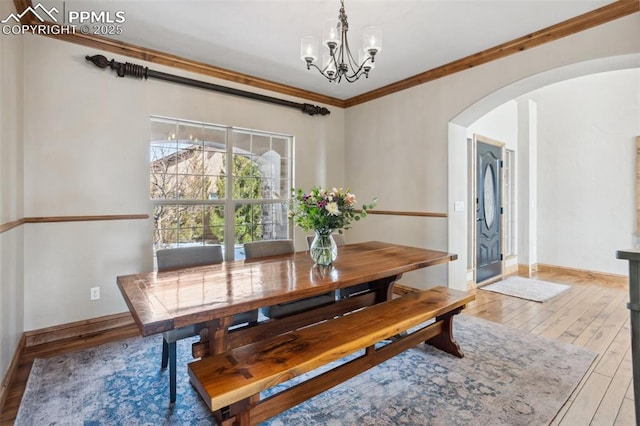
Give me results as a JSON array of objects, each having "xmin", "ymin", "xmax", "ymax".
[
  {"xmin": 0, "ymin": 334, "xmax": 26, "ymax": 411},
  {"xmin": 518, "ymin": 264, "xmax": 534, "ymax": 276},
  {"xmin": 476, "ymin": 275, "xmax": 503, "ymax": 288},
  {"xmin": 504, "ymin": 262, "xmax": 518, "ymax": 277},
  {"xmin": 466, "ymin": 263, "xmax": 518, "ymax": 290},
  {"xmin": 23, "ymin": 312, "xmax": 135, "ymax": 347},
  {"xmin": 519, "ymin": 263, "xmax": 628, "ymax": 288}
]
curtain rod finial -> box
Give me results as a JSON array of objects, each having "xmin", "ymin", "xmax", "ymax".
[{"xmin": 85, "ymin": 54, "xmax": 110, "ymax": 69}]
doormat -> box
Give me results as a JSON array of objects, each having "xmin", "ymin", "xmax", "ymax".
[{"xmin": 480, "ymin": 276, "xmax": 570, "ymax": 302}]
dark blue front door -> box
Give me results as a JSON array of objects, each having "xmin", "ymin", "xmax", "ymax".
[{"xmin": 476, "ymin": 141, "xmax": 502, "ymax": 283}]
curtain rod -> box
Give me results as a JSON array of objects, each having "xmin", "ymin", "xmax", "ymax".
[{"xmin": 85, "ymin": 54, "xmax": 330, "ymax": 117}]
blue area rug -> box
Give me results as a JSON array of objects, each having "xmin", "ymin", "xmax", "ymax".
[{"xmin": 15, "ymin": 315, "xmax": 595, "ymax": 425}]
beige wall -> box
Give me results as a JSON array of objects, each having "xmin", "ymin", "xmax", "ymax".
[
  {"xmin": 346, "ymin": 14, "xmax": 640, "ymax": 290},
  {"xmin": 21, "ymin": 35, "xmax": 345, "ymax": 330},
  {"xmin": 532, "ymin": 69, "xmax": 640, "ymax": 275},
  {"xmin": 0, "ymin": 0, "xmax": 24, "ymax": 383}
]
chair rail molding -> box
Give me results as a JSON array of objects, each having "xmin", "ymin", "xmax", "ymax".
[
  {"xmin": 359, "ymin": 209, "xmax": 447, "ymax": 218},
  {"xmin": 0, "ymin": 214, "xmax": 149, "ymax": 234}
]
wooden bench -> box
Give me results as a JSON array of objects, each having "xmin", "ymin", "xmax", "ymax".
[{"xmin": 188, "ymin": 286, "xmax": 474, "ymax": 425}]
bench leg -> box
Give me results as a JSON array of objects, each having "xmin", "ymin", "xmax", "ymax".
[
  {"xmin": 216, "ymin": 395, "xmax": 257, "ymax": 426},
  {"xmin": 425, "ymin": 308, "xmax": 464, "ymax": 358}
]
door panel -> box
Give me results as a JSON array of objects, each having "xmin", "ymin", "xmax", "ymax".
[{"xmin": 476, "ymin": 141, "xmax": 502, "ymax": 283}]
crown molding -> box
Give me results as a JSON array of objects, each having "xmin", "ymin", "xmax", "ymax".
[
  {"xmin": 345, "ymin": 0, "xmax": 640, "ymax": 107},
  {"xmin": 12, "ymin": 0, "xmax": 345, "ymax": 108},
  {"xmin": 12, "ymin": 0, "xmax": 640, "ymax": 109}
]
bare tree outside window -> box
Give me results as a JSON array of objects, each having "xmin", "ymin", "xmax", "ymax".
[{"xmin": 151, "ymin": 142, "xmax": 220, "ymax": 248}]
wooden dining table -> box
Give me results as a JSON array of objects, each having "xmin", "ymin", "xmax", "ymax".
[{"xmin": 117, "ymin": 241, "xmax": 458, "ymax": 358}]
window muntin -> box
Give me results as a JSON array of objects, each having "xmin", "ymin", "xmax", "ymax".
[{"xmin": 150, "ymin": 117, "xmax": 293, "ymax": 262}]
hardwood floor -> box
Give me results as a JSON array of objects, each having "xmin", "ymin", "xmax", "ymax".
[
  {"xmin": 466, "ymin": 270, "xmax": 634, "ymax": 425},
  {"xmin": 0, "ymin": 270, "xmax": 635, "ymax": 425}
]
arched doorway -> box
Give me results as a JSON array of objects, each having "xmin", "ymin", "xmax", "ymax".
[{"xmin": 447, "ymin": 54, "xmax": 640, "ymax": 290}]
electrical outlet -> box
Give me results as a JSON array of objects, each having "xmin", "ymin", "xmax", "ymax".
[{"xmin": 90, "ymin": 286, "xmax": 100, "ymax": 301}]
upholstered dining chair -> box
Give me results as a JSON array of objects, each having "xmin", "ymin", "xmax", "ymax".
[
  {"xmin": 243, "ymin": 239, "xmax": 336, "ymax": 318},
  {"xmin": 156, "ymin": 245, "xmax": 258, "ymax": 403}
]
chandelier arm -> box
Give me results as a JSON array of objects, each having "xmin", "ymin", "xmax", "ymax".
[
  {"xmin": 342, "ymin": 35, "xmax": 361, "ymax": 77},
  {"xmin": 343, "ymin": 70, "xmax": 364, "ymax": 83},
  {"xmin": 307, "ymin": 62, "xmax": 339, "ymax": 83},
  {"xmin": 321, "ymin": 54, "xmax": 340, "ymax": 81},
  {"xmin": 337, "ymin": 38, "xmax": 365, "ymax": 81}
]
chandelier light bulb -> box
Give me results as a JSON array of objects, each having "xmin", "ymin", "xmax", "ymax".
[
  {"xmin": 323, "ymin": 19, "xmax": 341, "ymax": 53},
  {"xmin": 300, "ymin": 36, "xmax": 318, "ymax": 65},
  {"xmin": 363, "ymin": 26, "xmax": 382, "ymax": 58}
]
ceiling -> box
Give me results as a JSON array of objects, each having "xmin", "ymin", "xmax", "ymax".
[{"xmin": 38, "ymin": 0, "xmax": 616, "ymax": 100}]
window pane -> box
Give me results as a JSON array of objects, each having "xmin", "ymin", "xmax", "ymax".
[
  {"xmin": 150, "ymin": 140, "xmax": 178, "ymax": 200},
  {"xmin": 202, "ymin": 125, "xmax": 226, "ymax": 147},
  {"xmin": 203, "ymin": 205, "xmax": 225, "ymax": 244},
  {"xmin": 234, "ymin": 204, "xmax": 261, "ymax": 244},
  {"xmin": 177, "ymin": 205, "xmax": 204, "ymax": 243},
  {"xmin": 234, "ymin": 131, "xmax": 251, "ymax": 154},
  {"xmin": 272, "ymin": 137, "xmax": 289, "ymax": 157},
  {"xmin": 210, "ymin": 176, "xmax": 225, "ymax": 199},
  {"xmin": 232, "ymin": 155, "xmax": 262, "ymax": 200},
  {"xmin": 235, "ymin": 226, "xmax": 248, "ymax": 245},
  {"xmin": 150, "ymin": 119, "xmax": 178, "ymax": 143},
  {"xmin": 154, "ymin": 228, "xmax": 176, "ymax": 251},
  {"xmin": 279, "ymin": 158, "xmax": 291, "ymax": 177},
  {"xmin": 153, "ymin": 204, "xmax": 180, "ymax": 249},
  {"xmin": 251, "ymin": 134, "xmax": 271, "ymax": 157},
  {"xmin": 175, "ymin": 175, "xmax": 205, "ymax": 200},
  {"xmin": 177, "ymin": 141, "xmax": 203, "ymax": 175},
  {"xmin": 261, "ymin": 178, "xmax": 275, "ymax": 199},
  {"xmin": 234, "ymin": 202, "xmax": 289, "ymax": 243},
  {"xmin": 262, "ymin": 202, "xmax": 289, "ymax": 240}
]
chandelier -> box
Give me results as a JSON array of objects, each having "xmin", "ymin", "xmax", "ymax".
[{"xmin": 300, "ymin": 0, "xmax": 381, "ymax": 83}]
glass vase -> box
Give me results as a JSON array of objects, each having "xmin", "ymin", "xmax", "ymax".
[{"xmin": 309, "ymin": 230, "xmax": 338, "ymax": 266}]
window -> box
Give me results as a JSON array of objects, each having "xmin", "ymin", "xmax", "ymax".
[
  {"xmin": 504, "ymin": 149, "xmax": 517, "ymax": 256},
  {"xmin": 150, "ymin": 117, "xmax": 293, "ymax": 262}
]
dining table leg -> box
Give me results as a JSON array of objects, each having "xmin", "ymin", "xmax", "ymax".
[
  {"xmin": 200, "ymin": 315, "xmax": 242, "ymax": 424},
  {"xmin": 207, "ymin": 315, "xmax": 233, "ymax": 355},
  {"xmin": 370, "ymin": 274, "xmax": 402, "ymax": 303}
]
